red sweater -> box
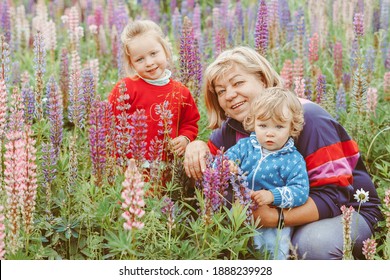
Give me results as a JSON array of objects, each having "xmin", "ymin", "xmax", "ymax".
[{"xmin": 108, "ymin": 76, "xmax": 200, "ymax": 160}]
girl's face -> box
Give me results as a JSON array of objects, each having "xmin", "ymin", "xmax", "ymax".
[
  {"xmin": 254, "ymin": 105, "xmax": 292, "ymax": 151},
  {"xmin": 214, "ymin": 65, "xmax": 265, "ymax": 123},
  {"xmin": 128, "ymin": 33, "xmax": 168, "ymax": 80}
]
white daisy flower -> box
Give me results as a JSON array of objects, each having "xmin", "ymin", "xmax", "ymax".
[{"xmin": 354, "ymin": 188, "xmax": 370, "ymax": 203}]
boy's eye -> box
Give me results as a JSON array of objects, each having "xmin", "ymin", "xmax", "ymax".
[
  {"xmin": 258, "ymin": 124, "xmax": 266, "ymax": 128},
  {"xmin": 276, "ymin": 125, "xmax": 284, "ymax": 129},
  {"xmin": 151, "ymin": 51, "xmax": 157, "ymax": 56}
]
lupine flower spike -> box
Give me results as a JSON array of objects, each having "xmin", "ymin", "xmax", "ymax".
[
  {"xmin": 121, "ymin": 159, "xmax": 145, "ymax": 231},
  {"xmin": 0, "ymin": 205, "xmax": 5, "ymax": 260},
  {"xmin": 341, "ymin": 205, "xmax": 355, "ymax": 259},
  {"xmin": 362, "ymin": 238, "xmax": 377, "ymax": 260}
]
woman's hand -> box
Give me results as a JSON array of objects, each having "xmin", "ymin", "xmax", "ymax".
[
  {"xmin": 252, "ymin": 198, "xmax": 320, "ymax": 228},
  {"xmin": 170, "ymin": 135, "xmax": 189, "ymax": 156},
  {"xmin": 184, "ymin": 140, "xmax": 209, "ymax": 180}
]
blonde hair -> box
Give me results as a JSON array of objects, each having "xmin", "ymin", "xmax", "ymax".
[
  {"xmin": 243, "ymin": 87, "xmax": 304, "ymax": 138},
  {"xmin": 204, "ymin": 46, "xmax": 283, "ymax": 129},
  {"xmin": 121, "ymin": 20, "xmax": 172, "ymax": 76}
]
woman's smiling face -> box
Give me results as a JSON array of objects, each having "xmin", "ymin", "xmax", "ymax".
[{"xmin": 214, "ymin": 64, "xmax": 266, "ymax": 123}]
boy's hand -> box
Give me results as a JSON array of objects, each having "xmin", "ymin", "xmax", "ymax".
[
  {"xmin": 228, "ymin": 160, "xmax": 239, "ymax": 174},
  {"xmin": 170, "ymin": 136, "xmax": 190, "ymax": 156},
  {"xmin": 250, "ymin": 190, "xmax": 274, "ymax": 206}
]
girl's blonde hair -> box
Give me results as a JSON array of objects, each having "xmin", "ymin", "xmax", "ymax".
[
  {"xmin": 243, "ymin": 87, "xmax": 304, "ymax": 138},
  {"xmin": 204, "ymin": 46, "xmax": 283, "ymax": 129},
  {"xmin": 121, "ymin": 20, "xmax": 172, "ymax": 76}
]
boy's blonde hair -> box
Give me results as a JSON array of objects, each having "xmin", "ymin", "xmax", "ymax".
[
  {"xmin": 121, "ymin": 20, "xmax": 172, "ymax": 76},
  {"xmin": 243, "ymin": 87, "xmax": 304, "ymax": 138},
  {"xmin": 204, "ymin": 46, "xmax": 283, "ymax": 129}
]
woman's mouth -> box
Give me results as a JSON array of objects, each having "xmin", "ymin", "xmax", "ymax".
[{"xmin": 231, "ymin": 101, "xmax": 245, "ymax": 109}]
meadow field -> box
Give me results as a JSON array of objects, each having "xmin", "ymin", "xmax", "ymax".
[{"xmin": 0, "ymin": 0, "xmax": 389, "ymax": 260}]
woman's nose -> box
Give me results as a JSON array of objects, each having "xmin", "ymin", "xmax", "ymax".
[{"xmin": 225, "ymin": 87, "xmax": 237, "ymax": 100}]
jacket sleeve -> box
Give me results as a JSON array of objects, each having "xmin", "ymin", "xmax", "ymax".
[
  {"xmin": 270, "ymin": 154, "xmax": 310, "ymax": 208},
  {"xmin": 177, "ymin": 87, "xmax": 200, "ymax": 141},
  {"xmin": 296, "ymin": 102, "xmax": 357, "ymax": 219}
]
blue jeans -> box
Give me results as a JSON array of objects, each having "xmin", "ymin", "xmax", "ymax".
[
  {"xmin": 254, "ymin": 227, "xmax": 292, "ymax": 260},
  {"xmin": 291, "ymin": 212, "xmax": 373, "ymax": 259}
]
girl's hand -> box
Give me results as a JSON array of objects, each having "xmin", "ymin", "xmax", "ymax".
[
  {"xmin": 170, "ymin": 136, "xmax": 190, "ymax": 156},
  {"xmin": 251, "ymin": 190, "xmax": 274, "ymax": 206},
  {"xmin": 184, "ymin": 140, "xmax": 209, "ymax": 180}
]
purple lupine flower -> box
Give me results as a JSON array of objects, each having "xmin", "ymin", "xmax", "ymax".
[
  {"xmin": 172, "ymin": 8, "xmax": 182, "ymax": 44},
  {"xmin": 46, "ymin": 76, "xmax": 63, "ymax": 160},
  {"xmin": 20, "ymin": 125, "xmax": 38, "ymax": 235},
  {"xmin": 341, "ymin": 205, "xmax": 355, "ymax": 259},
  {"xmin": 372, "ymin": 7, "xmax": 380, "ymax": 33},
  {"xmin": 0, "ymin": 0, "xmax": 11, "ymax": 43},
  {"xmin": 286, "ymin": 21, "xmax": 295, "ymax": 42},
  {"xmin": 161, "ymin": 196, "xmax": 176, "ymax": 229},
  {"xmin": 336, "ymin": 85, "xmax": 347, "ymax": 118},
  {"xmin": 0, "ymin": 79, "xmax": 7, "ymax": 140},
  {"xmin": 385, "ymin": 47, "xmax": 390, "ymax": 70},
  {"xmin": 129, "ymin": 109, "xmax": 148, "ymax": 166},
  {"xmin": 334, "ymin": 41, "xmax": 343, "ymax": 86},
  {"xmin": 107, "ymin": 0, "xmax": 115, "ymax": 29},
  {"xmin": 155, "ymin": 100, "xmax": 173, "ymax": 138},
  {"xmin": 254, "ymin": 0, "xmax": 269, "ymax": 56},
  {"xmin": 201, "ymin": 150, "xmax": 231, "ymax": 224},
  {"xmin": 81, "ymin": 68, "xmax": 96, "ymax": 119},
  {"xmin": 114, "ymin": 81, "xmax": 133, "ymax": 170},
  {"xmin": 353, "ymin": 13, "xmax": 364, "ymax": 38},
  {"xmin": 350, "ymin": 38, "xmax": 359, "ymax": 72},
  {"xmin": 380, "ymin": 0, "xmax": 389, "ymax": 31},
  {"xmin": 235, "ymin": 0, "xmax": 245, "ymax": 42},
  {"xmin": 0, "ymin": 205, "xmax": 5, "ymax": 260},
  {"xmin": 304, "ymin": 76, "xmax": 313, "ymax": 100},
  {"xmin": 362, "ymin": 238, "xmax": 377, "ymax": 260},
  {"xmin": 230, "ymin": 167, "xmax": 256, "ymax": 224},
  {"xmin": 121, "ymin": 159, "xmax": 145, "ymax": 231},
  {"xmin": 33, "ymin": 30, "xmax": 46, "ymax": 120},
  {"xmin": 89, "ymin": 100, "xmax": 111, "ymax": 187},
  {"xmin": 279, "ymin": 0, "xmax": 291, "ymax": 31},
  {"xmin": 315, "ymin": 74, "xmax": 326, "ymax": 104},
  {"xmin": 295, "ymin": 7, "xmax": 306, "ymax": 57},
  {"xmin": 212, "ymin": 7, "xmax": 221, "ymax": 56}
]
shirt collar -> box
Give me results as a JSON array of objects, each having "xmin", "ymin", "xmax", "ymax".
[{"xmin": 138, "ymin": 69, "xmax": 172, "ymax": 86}]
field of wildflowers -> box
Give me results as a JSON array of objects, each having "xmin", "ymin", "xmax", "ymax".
[{"xmin": 0, "ymin": 0, "xmax": 389, "ymax": 260}]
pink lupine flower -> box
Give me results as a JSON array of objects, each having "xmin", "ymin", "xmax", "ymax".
[
  {"xmin": 281, "ymin": 59, "xmax": 293, "ymax": 89},
  {"xmin": 341, "ymin": 205, "xmax": 355, "ymax": 259},
  {"xmin": 366, "ymin": 88, "xmax": 378, "ymax": 115},
  {"xmin": 362, "ymin": 238, "xmax": 377, "ymax": 260},
  {"xmin": 384, "ymin": 72, "xmax": 390, "ymax": 101},
  {"xmin": 308, "ymin": 33, "xmax": 319, "ymax": 64},
  {"xmin": 353, "ymin": 12, "xmax": 364, "ymax": 38},
  {"xmin": 0, "ymin": 79, "xmax": 6, "ymax": 139},
  {"xmin": 121, "ymin": 159, "xmax": 145, "ymax": 231},
  {"xmin": 0, "ymin": 205, "xmax": 5, "ymax": 260},
  {"xmin": 293, "ymin": 58, "xmax": 304, "ymax": 81}
]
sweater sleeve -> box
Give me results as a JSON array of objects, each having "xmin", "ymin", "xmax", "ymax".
[
  {"xmin": 177, "ymin": 87, "xmax": 200, "ymax": 141},
  {"xmin": 270, "ymin": 154, "xmax": 310, "ymax": 208}
]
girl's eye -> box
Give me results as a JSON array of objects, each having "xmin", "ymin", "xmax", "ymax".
[{"xmin": 136, "ymin": 58, "xmax": 144, "ymax": 63}]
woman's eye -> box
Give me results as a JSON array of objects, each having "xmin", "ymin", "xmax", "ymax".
[
  {"xmin": 234, "ymin": 81, "xmax": 244, "ymax": 86},
  {"xmin": 217, "ymin": 89, "xmax": 225, "ymax": 96}
]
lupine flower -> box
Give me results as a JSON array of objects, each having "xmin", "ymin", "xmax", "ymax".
[
  {"xmin": 68, "ymin": 133, "xmax": 78, "ymax": 190},
  {"xmin": 343, "ymin": 73, "xmax": 352, "ymax": 93},
  {"xmin": 65, "ymin": 6, "xmax": 84, "ymax": 50},
  {"xmin": 0, "ymin": 35, "xmax": 11, "ymax": 85},
  {"xmin": 234, "ymin": 0, "xmax": 245, "ymax": 42},
  {"xmin": 315, "ymin": 74, "xmax": 326, "ymax": 104},
  {"xmin": 280, "ymin": 59, "xmax": 293, "ymax": 89},
  {"xmin": 89, "ymin": 100, "xmax": 111, "ymax": 187},
  {"xmin": 161, "ymin": 196, "xmax": 176, "ymax": 229},
  {"xmin": 384, "ymin": 72, "xmax": 390, "ymax": 101},
  {"xmin": 254, "ymin": 0, "xmax": 268, "ymax": 56},
  {"xmin": 333, "ymin": 44, "xmax": 343, "ymax": 81},
  {"xmin": 308, "ymin": 33, "xmax": 319, "ymax": 64},
  {"xmin": 336, "ymin": 85, "xmax": 347, "ymax": 118},
  {"xmin": 201, "ymin": 150, "xmax": 230, "ymax": 224},
  {"xmin": 41, "ymin": 142, "xmax": 57, "ymax": 211},
  {"xmin": 353, "ymin": 13, "xmax": 364, "ymax": 38},
  {"xmin": 81, "ymin": 68, "xmax": 96, "ymax": 119},
  {"xmin": 129, "ymin": 109, "xmax": 148, "ymax": 166},
  {"xmin": 46, "ymin": 76, "xmax": 63, "ymax": 159},
  {"xmin": 15, "ymin": 5, "xmax": 30, "ymax": 50},
  {"xmin": 0, "ymin": 78, "xmax": 7, "ymax": 140},
  {"xmin": 293, "ymin": 58, "xmax": 304, "ymax": 81},
  {"xmin": 121, "ymin": 159, "xmax": 145, "ymax": 231},
  {"xmin": 294, "ymin": 77, "xmax": 305, "ymax": 98},
  {"xmin": 0, "ymin": 205, "xmax": 5, "ymax": 260},
  {"xmin": 0, "ymin": 0, "xmax": 11, "ymax": 43},
  {"xmin": 172, "ymin": 8, "xmax": 182, "ymax": 48},
  {"xmin": 366, "ymin": 88, "xmax": 378, "ymax": 115},
  {"xmin": 43, "ymin": 20, "xmax": 57, "ymax": 53},
  {"xmin": 155, "ymin": 100, "xmax": 173, "ymax": 143},
  {"xmin": 341, "ymin": 205, "xmax": 355, "ymax": 259},
  {"xmin": 385, "ymin": 47, "xmax": 390, "ymax": 70},
  {"xmin": 68, "ymin": 50, "xmax": 85, "ymax": 128},
  {"xmin": 365, "ymin": 47, "xmax": 376, "ymax": 82},
  {"xmin": 94, "ymin": 5, "xmax": 104, "ymax": 28},
  {"xmin": 351, "ymin": 60, "xmax": 368, "ymax": 114},
  {"xmin": 230, "ymin": 167, "xmax": 255, "ymax": 224},
  {"xmin": 33, "ymin": 30, "xmax": 46, "ymax": 120},
  {"xmin": 59, "ymin": 48, "xmax": 69, "ymax": 111},
  {"xmin": 295, "ymin": 8, "xmax": 306, "ymax": 57},
  {"xmin": 20, "ymin": 125, "xmax": 38, "ymax": 235},
  {"xmin": 362, "ymin": 238, "xmax": 377, "ymax": 260}
]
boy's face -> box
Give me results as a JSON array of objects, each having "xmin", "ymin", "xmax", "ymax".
[
  {"xmin": 254, "ymin": 106, "xmax": 292, "ymax": 151},
  {"xmin": 128, "ymin": 33, "xmax": 168, "ymax": 80}
]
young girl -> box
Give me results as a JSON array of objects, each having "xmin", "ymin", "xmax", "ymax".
[
  {"xmin": 108, "ymin": 20, "xmax": 200, "ymax": 164},
  {"xmin": 225, "ymin": 87, "xmax": 309, "ymax": 259}
]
